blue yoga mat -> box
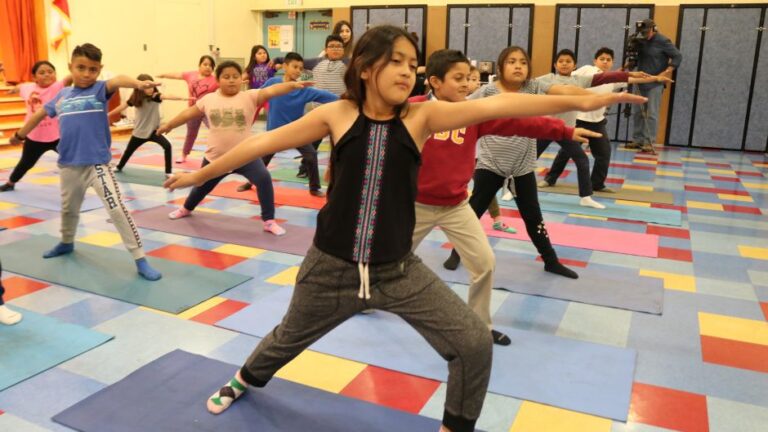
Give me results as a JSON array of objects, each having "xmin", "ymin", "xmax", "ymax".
[
  {"xmin": 115, "ymin": 167, "xmax": 167, "ymax": 187},
  {"xmin": 500, "ymin": 192, "xmax": 682, "ymax": 226},
  {"xmin": 2, "ymin": 234, "xmax": 252, "ymax": 314},
  {"xmin": 0, "ymin": 184, "xmax": 103, "ymax": 212},
  {"xmin": 217, "ymin": 288, "xmax": 637, "ymax": 421},
  {"xmin": 53, "ymin": 350, "xmax": 443, "ymax": 432},
  {"xmin": 0, "ymin": 308, "xmax": 113, "ymax": 391},
  {"xmin": 416, "ymin": 243, "xmax": 664, "ymax": 314}
]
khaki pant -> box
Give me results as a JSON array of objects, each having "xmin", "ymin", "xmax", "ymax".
[
  {"xmin": 59, "ymin": 164, "xmax": 144, "ymax": 259},
  {"xmin": 412, "ymin": 199, "xmax": 496, "ymax": 328}
]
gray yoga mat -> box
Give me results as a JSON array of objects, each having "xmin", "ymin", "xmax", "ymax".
[{"xmin": 540, "ymin": 182, "xmax": 675, "ymax": 205}]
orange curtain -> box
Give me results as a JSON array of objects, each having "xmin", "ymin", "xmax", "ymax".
[{"xmin": 0, "ymin": 0, "xmax": 39, "ymax": 83}]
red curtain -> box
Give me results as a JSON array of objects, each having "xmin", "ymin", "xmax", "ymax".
[{"xmin": 0, "ymin": 0, "xmax": 39, "ymax": 83}]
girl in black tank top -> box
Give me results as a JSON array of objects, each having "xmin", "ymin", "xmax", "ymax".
[{"xmin": 165, "ymin": 25, "xmax": 645, "ymax": 432}]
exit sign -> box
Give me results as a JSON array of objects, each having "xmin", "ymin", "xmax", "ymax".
[{"xmin": 285, "ymin": 0, "xmax": 302, "ymax": 6}]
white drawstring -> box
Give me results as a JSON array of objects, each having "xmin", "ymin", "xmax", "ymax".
[{"xmin": 357, "ymin": 262, "xmax": 371, "ymax": 299}]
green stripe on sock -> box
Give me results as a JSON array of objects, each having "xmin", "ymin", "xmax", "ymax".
[{"xmin": 229, "ymin": 378, "xmax": 246, "ymax": 392}]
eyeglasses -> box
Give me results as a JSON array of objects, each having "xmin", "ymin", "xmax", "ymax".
[{"xmin": 327, "ymin": 45, "xmax": 344, "ymax": 50}]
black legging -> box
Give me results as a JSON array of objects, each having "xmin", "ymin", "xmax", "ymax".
[
  {"xmin": 468, "ymin": 169, "xmax": 558, "ymax": 263},
  {"xmin": 0, "ymin": 260, "xmax": 5, "ymax": 306},
  {"xmin": 8, "ymin": 138, "xmax": 59, "ymax": 183},
  {"xmin": 262, "ymin": 143, "xmax": 321, "ymax": 191},
  {"xmin": 576, "ymin": 119, "xmax": 611, "ymax": 191},
  {"xmin": 537, "ymin": 138, "xmax": 593, "ymax": 197},
  {"xmin": 117, "ymin": 133, "xmax": 173, "ymax": 174}
]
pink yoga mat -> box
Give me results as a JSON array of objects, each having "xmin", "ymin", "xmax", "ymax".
[
  {"xmin": 479, "ymin": 215, "xmax": 659, "ymax": 257},
  {"xmin": 210, "ymin": 181, "xmax": 327, "ymax": 210},
  {"xmin": 129, "ymin": 154, "xmax": 203, "ymax": 171}
]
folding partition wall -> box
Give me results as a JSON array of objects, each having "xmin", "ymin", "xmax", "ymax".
[{"xmin": 351, "ymin": 6, "xmax": 427, "ymax": 63}]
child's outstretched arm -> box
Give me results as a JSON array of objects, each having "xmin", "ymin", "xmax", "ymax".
[
  {"xmin": 106, "ymin": 75, "xmax": 160, "ymax": 93},
  {"xmin": 9, "ymin": 109, "xmax": 47, "ymax": 144},
  {"xmin": 156, "ymin": 105, "xmax": 205, "ymax": 135},
  {"xmin": 165, "ymin": 103, "xmax": 333, "ymax": 190},
  {"xmin": 107, "ymin": 101, "xmax": 129, "ymax": 119},
  {"xmin": 255, "ymin": 81, "xmax": 315, "ymax": 106},
  {"xmin": 159, "ymin": 94, "xmax": 194, "ymax": 102},
  {"xmin": 416, "ymin": 92, "xmax": 646, "ymax": 140},
  {"xmin": 156, "ymin": 72, "xmax": 185, "ymax": 80}
]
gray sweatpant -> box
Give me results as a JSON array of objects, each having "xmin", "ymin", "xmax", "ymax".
[
  {"xmin": 239, "ymin": 245, "xmax": 492, "ymax": 432},
  {"xmin": 59, "ymin": 164, "xmax": 144, "ymax": 260}
]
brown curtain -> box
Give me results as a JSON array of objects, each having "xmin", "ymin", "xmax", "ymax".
[{"xmin": 0, "ymin": 0, "xmax": 40, "ymax": 83}]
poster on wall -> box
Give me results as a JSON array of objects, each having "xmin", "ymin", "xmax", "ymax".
[
  {"xmin": 279, "ymin": 25, "xmax": 294, "ymax": 52},
  {"xmin": 309, "ymin": 20, "xmax": 330, "ymax": 31},
  {"xmin": 268, "ymin": 25, "xmax": 281, "ymax": 49}
]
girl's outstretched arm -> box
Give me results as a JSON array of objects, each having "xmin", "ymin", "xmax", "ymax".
[
  {"xmin": 165, "ymin": 103, "xmax": 334, "ymax": 190},
  {"xmin": 255, "ymin": 81, "xmax": 314, "ymax": 106},
  {"xmin": 157, "ymin": 72, "xmax": 185, "ymax": 80},
  {"xmin": 107, "ymin": 101, "xmax": 129, "ymax": 119},
  {"xmin": 156, "ymin": 106, "xmax": 205, "ymax": 135}
]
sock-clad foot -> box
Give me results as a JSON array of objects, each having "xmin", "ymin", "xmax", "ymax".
[
  {"xmin": 43, "ymin": 242, "xmax": 74, "ymax": 258},
  {"xmin": 0, "ymin": 305, "xmax": 22, "ymax": 325},
  {"xmin": 544, "ymin": 260, "xmax": 578, "ymax": 279},
  {"xmin": 579, "ymin": 196, "xmax": 606, "ymax": 209},
  {"xmin": 168, "ymin": 207, "xmax": 191, "ymax": 220},
  {"xmin": 135, "ymin": 257, "xmax": 162, "ymax": 281},
  {"xmin": 443, "ymin": 249, "xmax": 461, "ymax": 270},
  {"xmin": 492, "ymin": 220, "xmax": 517, "ymax": 234},
  {"xmin": 537, "ymin": 180, "xmax": 551, "ymax": 188},
  {"xmin": 236, "ymin": 182, "xmax": 252, "ymax": 192},
  {"xmin": 208, "ymin": 375, "xmax": 247, "ymax": 414},
  {"xmin": 491, "ymin": 329, "xmax": 511, "ymax": 346},
  {"xmin": 263, "ymin": 219, "xmax": 286, "ymax": 236},
  {"xmin": 0, "ymin": 182, "xmax": 15, "ymax": 192}
]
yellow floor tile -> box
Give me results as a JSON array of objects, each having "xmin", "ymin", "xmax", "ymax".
[
  {"xmin": 28, "ymin": 176, "xmax": 60, "ymax": 185},
  {"xmin": 213, "ymin": 244, "xmax": 265, "ymax": 258},
  {"xmin": 139, "ymin": 296, "xmax": 228, "ymax": 319},
  {"xmin": 738, "ymin": 245, "xmax": 768, "ymax": 260},
  {"xmin": 717, "ymin": 193, "xmax": 753, "ymax": 203},
  {"xmin": 266, "ymin": 266, "xmax": 300, "ymax": 285},
  {"xmin": 742, "ymin": 182, "xmax": 768, "ymax": 190},
  {"xmin": 79, "ymin": 231, "xmax": 124, "ymax": 247},
  {"xmin": 615, "ymin": 199, "xmax": 651, "ymax": 207},
  {"xmin": 0, "ymin": 201, "xmax": 19, "ymax": 210},
  {"xmin": 195, "ymin": 207, "xmax": 220, "ymax": 214},
  {"xmin": 621, "ymin": 184, "xmax": 654, "ymax": 192},
  {"xmin": 681, "ymin": 157, "xmax": 706, "ymax": 162},
  {"xmin": 708, "ymin": 168, "xmax": 736, "ymax": 175},
  {"xmin": 698, "ymin": 312, "xmax": 768, "ymax": 346},
  {"xmin": 275, "ymin": 350, "xmax": 367, "ymax": 393},
  {"xmin": 686, "ymin": 200, "xmax": 723, "ymax": 211},
  {"xmin": 25, "ymin": 166, "xmax": 48, "ymax": 175},
  {"xmin": 0, "ymin": 158, "xmax": 18, "ymax": 169},
  {"xmin": 753, "ymin": 162, "xmax": 768, "ymax": 168},
  {"xmin": 509, "ymin": 401, "xmax": 612, "ymax": 432},
  {"xmin": 540, "ymin": 153, "xmax": 555, "ymax": 160},
  {"xmin": 656, "ymin": 169, "xmax": 683, "ymax": 177},
  {"xmin": 635, "ymin": 159, "xmax": 658, "ymax": 165},
  {"xmin": 639, "ymin": 269, "xmax": 696, "ymax": 292},
  {"xmin": 568, "ymin": 214, "xmax": 607, "ymax": 221}
]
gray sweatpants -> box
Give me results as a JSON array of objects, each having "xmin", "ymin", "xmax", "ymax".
[
  {"xmin": 239, "ymin": 245, "xmax": 492, "ymax": 432},
  {"xmin": 59, "ymin": 164, "xmax": 144, "ymax": 260}
]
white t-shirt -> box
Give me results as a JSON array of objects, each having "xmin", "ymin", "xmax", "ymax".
[{"xmin": 572, "ymin": 65, "xmax": 627, "ymax": 123}]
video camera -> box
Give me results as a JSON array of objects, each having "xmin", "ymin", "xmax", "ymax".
[{"xmin": 624, "ymin": 19, "xmax": 656, "ymax": 70}]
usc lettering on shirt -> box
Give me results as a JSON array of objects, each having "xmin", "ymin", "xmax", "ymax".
[{"xmin": 432, "ymin": 128, "xmax": 466, "ymax": 145}]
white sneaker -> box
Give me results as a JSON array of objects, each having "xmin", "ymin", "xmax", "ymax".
[
  {"xmin": 0, "ymin": 305, "xmax": 22, "ymax": 325},
  {"xmin": 537, "ymin": 180, "xmax": 551, "ymax": 188},
  {"xmin": 580, "ymin": 196, "xmax": 606, "ymax": 209},
  {"xmin": 168, "ymin": 207, "xmax": 191, "ymax": 220}
]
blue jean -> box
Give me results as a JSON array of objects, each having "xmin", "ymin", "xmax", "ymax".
[
  {"xmin": 183, "ymin": 158, "xmax": 276, "ymax": 221},
  {"xmin": 632, "ymin": 84, "xmax": 663, "ymax": 145}
]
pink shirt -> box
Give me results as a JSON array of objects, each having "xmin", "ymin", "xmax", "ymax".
[
  {"xmin": 196, "ymin": 89, "xmax": 260, "ymax": 161},
  {"xmin": 182, "ymin": 71, "xmax": 219, "ymax": 106},
  {"xmin": 19, "ymin": 80, "xmax": 65, "ymax": 142}
]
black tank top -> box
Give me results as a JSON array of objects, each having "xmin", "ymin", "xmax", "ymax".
[{"xmin": 314, "ymin": 112, "xmax": 421, "ymax": 264}]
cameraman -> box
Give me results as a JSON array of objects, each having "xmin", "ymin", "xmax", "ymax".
[{"xmin": 627, "ymin": 19, "xmax": 682, "ymax": 152}]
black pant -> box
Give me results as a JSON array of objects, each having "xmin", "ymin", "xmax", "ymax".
[
  {"xmin": 9, "ymin": 138, "xmax": 59, "ymax": 183},
  {"xmin": 469, "ymin": 169, "xmax": 558, "ymax": 263},
  {"xmin": 576, "ymin": 119, "xmax": 611, "ymax": 191},
  {"xmin": 0, "ymin": 260, "xmax": 4, "ymax": 305},
  {"xmin": 537, "ymin": 138, "xmax": 593, "ymax": 197},
  {"xmin": 117, "ymin": 133, "xmax": 173, "ymax": 173},
  {"xmin": 262, "ymin": 143, "xmax": 321, "ymax": 191}
]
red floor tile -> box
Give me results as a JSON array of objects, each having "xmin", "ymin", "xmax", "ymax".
[
  {"xmin": 190, "ymin": 299, "xmax": 249, "ymax": 325},
  {"xmin": 535, "ymin": 256, "xmax": 588, "ymax": 268},
  {"xmin": 706, "ymin": 162, "xmax": 731, "ymax": 168},
  {"xmin": 701, "ymin": 335, "xmax": 768, "ymax": 373},
  {"xmin": 634, "ymin": 155, "xmax": 657, "ymax": 161},
  {"xmin": 605, "ymin": 177, "xmax": 624, "ymax": 185},
  {"xmin": 684, "ymin": 185, "xmax": 750, "ymax": 196},
  {"xmin": 651, "ymin": 203, "xmax": 688, "ymax": 213},
  {"xmin": 761, "ymin": 302, "xmax": 768, "ymax": 321},
  {"xmin": 1, "ymin": 276, "xmax": 50, "ymax": 301},
  {"xmin": 539, "ymin": 168, "xmax": 572, "ymax": 178},
  {"xmin": 629, "ymin": 382, "xmax": 709, "ymax": 432},
  {"xmin": 251, "ymin": 216, "xmax": 288, "ymax": 224},
  {"xmin": 647, "ymin": 225, "xmax": 690, "ymax": 239},
  {"xmin": 658, "ymin": 160, "xmax": 683, "ymax": 167},
  {"xmin": 658, "ymin": 247, "xmax": 693, "ymax": 262},
  {"xmin": 340, "ymin": 365, "xmax": 441, "ymax": 414},
  {"xmin": 722, "ymin": 204, "xmax": 762, "ymax": 215},
  {"xmin": 606, "ymin": 218, "xmax": 646, "ymax": 226},
  {"xmin": 440, "ymin": 242, "xmax": 454, "ymax": 250},
  {"xmin": 499, "ymin": 208, "xmax": 521, "ymax": 218},
  {"xmin": 0, "ymin": 216, "xmax": 44, "ymax": 229},
  {"xmin": 611, "ymin": 162, "xmax": 656, "ymax": 171},
  {"xmin": 735, "ymin": 170, "xmax": 763, "ymax": 178},
  {"xmin": 147, "ymin": 244, "xmax": 246, "ymax": 270},
  {"xmin": 711, "ymin": 175, "xmax": 741, "ymax": 183}
]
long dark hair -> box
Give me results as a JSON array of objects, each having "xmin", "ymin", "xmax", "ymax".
[
  {"xmin": 245, "ymin": 45, "xmax": 270, "ymax": 74},
  {"xmin": 342, "ymin": 25, "xmax": 419, "ymax": 117},
  {"xmin": 496, "ymin": 46, "xmax": 532, "ymax": 88},
  {"xmin": 127, "ymin": 73, "xmax": 159, "ymax": 108},
  {"xmin": 332, "ymin": 20, "xmax": 354, "ymax": 58}
]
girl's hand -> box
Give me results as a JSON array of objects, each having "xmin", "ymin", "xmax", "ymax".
[
  {"xmin": 581, "ymin": 92, "xmax": 646, "ymax": 111},
  {"xmin": 163, "ymin": 172, "xmax": 200, "ymax": 191},
  {"xmin": 137, "ymin": 80, "xmax": 161, "ymax": 90},
  {"xmin": 571, "ymin": 127, "xmax": 601, "ymax": 144},
  {"xmin": 156, "ymin": 124, "xmax": 172, "ymax": 135},
  {"xmin": 655, "ymin": 75, "xmax": 674, "ymax": 83}
]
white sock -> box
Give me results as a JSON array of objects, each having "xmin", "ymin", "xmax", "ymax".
[
  {"xmin": 580, "ymin": 196, "xmax": 606, "ymax": 209},
  {"xmin": 0, "ymin": 305, "xmax": 22, "ymax": 325}
]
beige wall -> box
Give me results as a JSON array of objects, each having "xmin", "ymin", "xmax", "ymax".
[{"xmin": 250, "ymin": 0, "xmax": 768, "ymax": 10}]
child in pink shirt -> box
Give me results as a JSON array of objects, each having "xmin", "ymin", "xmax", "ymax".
[{"xmin": 2, "ymin": 61, "xmax": 70, "ymax": 192}]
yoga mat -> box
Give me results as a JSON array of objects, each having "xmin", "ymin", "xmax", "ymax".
[
  {"xmin": 115, "ymin": 167, "xmax": 167, "ymax": 187},
  {"xmin": 502, "ymin": 192, "xmax": 682, "ymax": 226},
  {"xmin": 129, "ymin": 154, "xmax": 203, "ymax": 171},
  {"xmin": 211, "ymin": 181, "xmax": 327, "ymax": 210},
  {"xmin": 133, "ymin": 206, "xmax": 314, "ymax": 256},
  {"xmin": 269, "ymin": 167, "xmax": 328, "ymax": 186},
  {"xmin": 416, "ymin": 243, "xmax": 663, "ymax": 314},
  {"xmin": 0, "ymin": 184, "xmax": 103, "ymax": 212},
  {"xmin": 479, "ymin": 215, "xmax": 659, "ymax": 257},
  {"xmin": 218, "ymin": 289, "xmax": 637, "ymax": 421},
  {"xmin": 0, "ymin": 308, "xmax": 113, "ymax": 391},
  {"xmin": 53, "ymin": 350, "xmax": 443, "ymax": 432},
  {"xmin": 540, "ymin": 182, "xmax": 675, "ymax": 205},
  {"xmin": 2, "ymin": 234, "xmax": 251, "ymax": 314}
]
